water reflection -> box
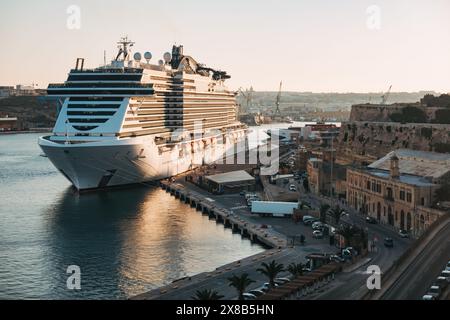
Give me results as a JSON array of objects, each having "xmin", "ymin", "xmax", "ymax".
[{"xmin": 45, "ymin": 185, "xmax": 264, "ymax": 299}]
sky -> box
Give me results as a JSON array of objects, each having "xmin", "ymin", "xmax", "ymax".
[{"xmin": 0, "ymin": 0, "xmax": 449, "ymax": 93}]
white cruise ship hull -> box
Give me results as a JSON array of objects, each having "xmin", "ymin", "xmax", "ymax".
[{"xmin": 38, "ymin": 132, "xmax": 245, "ymax": 190}]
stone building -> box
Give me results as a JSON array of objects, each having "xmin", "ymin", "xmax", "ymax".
[
  {"xmin": 347, "ymin": 149, "xmax": 450, "ymax": 237},
  {"xmin": 307, "ymin": 157, "xmax": 347, "ymax": 198}
]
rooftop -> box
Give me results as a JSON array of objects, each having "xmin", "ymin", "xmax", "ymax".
[
  {"xmin": 369, "ymin": 149, "xmax": 450, "ymax": 180},
  {"xmin": 205, "ymin": 170, "xmax": 255, "ymax": 184}
]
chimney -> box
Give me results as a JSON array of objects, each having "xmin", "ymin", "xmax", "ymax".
[{"xmin": 390, "ymin": 153, "xmax": 400, "ymax": 179}]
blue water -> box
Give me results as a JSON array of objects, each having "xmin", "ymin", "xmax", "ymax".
[{"xmin": 0, "ymin": 133, "xmax": 264, "ymax": 299}]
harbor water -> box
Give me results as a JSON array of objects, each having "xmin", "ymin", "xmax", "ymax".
[{"xmin": 0, "ymin": 133, "xmax": 265, "ymax": 299}]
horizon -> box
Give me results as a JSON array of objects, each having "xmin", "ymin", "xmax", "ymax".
[{"xmin": 1, "ymin": 0, "xmax": 449, "ymax": 93}]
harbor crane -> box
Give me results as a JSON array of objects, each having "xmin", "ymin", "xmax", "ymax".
[
  {"xmin": 238, "ymin": 87, "xmax": 254, "ymax": 115},
  {"xmin": 275, "ymin": 81, "xmax": 282, "ymax": 117},
  {"xmin": 381, "ymin": 85, "xmax": 392, "ymax": 105}
]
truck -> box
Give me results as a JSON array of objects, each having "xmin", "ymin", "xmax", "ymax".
[{"xmin": 251, "ymin": 201, "xmax": 298, "ymax": 217}]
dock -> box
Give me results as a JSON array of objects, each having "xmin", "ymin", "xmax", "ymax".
[{"xmin": 160, "ymin": 180, "xmax": 288, "ymax": 249}]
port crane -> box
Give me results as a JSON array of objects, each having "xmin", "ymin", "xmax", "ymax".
[
  {"xmin": 238, "ymin": 87, "xmax": 254, "ymax": 115},
  {"xmin": 275, "ymin": 81, "xmax": 282, "ymax": 117},
  {"xmin": 380, "ymin": 85, "xmax": 392, "ymax": 105}
]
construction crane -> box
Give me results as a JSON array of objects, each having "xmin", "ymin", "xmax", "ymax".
[
  {"xmin": 380, "ymin": 85, "xmax": 392, "ymax": 105},
  {"xmin": 238, "ymin": 87, "xmax": 254, "ymax": 115},
  {"xmin": 275, "ymin": 81, "xmax": 282, "ymax": 117}
]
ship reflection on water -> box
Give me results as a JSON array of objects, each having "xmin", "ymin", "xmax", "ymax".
[{"xmin": 44, "ymin": 185, "xmax": 264, "ymax": 299}]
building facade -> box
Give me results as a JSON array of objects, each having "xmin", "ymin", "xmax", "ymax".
[{"xmin": 347, "ymin": 149, "xmax": 449, "ymax": 237}]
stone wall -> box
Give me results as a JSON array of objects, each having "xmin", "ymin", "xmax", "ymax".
[
  {"xmin": 349, "ymin": 103, "xmax": 444, "ymax": 123},
  {"xmin": 337, "ymin": 121, "xmax": 450, "ymax": 161}
]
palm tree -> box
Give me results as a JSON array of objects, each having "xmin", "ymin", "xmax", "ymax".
[
  {"xmin": 228, "ymin": 273, "xmax": 255, "ymax": 300},
  {"xmin": 192, "ymin": 289, "xmax": 224, "ymax": 300},
  {"xmin": 257, "ymin": 260, "xmax": 284, "ymax": 288},
  {"xmin": 337, "ymin": 224, "xmax": 358, "ymax": 247},
  {"xmin": 330, "ymin": 205, "xmax": 345, "ymax": 225},
  {"xmin": 319, "ymin": 204, "xmax": 330, "ymax": 223},
  {"xmin": 287, "ymin": 262, "xmax": 304, "ymax": 278}
]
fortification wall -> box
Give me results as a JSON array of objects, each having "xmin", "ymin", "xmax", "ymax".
[
  {"xmin": 349, "ymin": 103, "xmax": 442, "ymax": 122},
  {"xmin": 337, "ymin": 121, "xmax": 450, "ymax": 161}
]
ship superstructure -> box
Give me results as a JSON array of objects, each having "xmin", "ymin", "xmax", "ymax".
[{"xmin": 39, "ymin": 37, "xmax": 247, "ymax": 190}]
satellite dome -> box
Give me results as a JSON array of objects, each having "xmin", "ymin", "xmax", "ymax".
[
  {"xmin": 163, "ymin": 52, "xmax": 172, "ymax": 63},
  {"xmin": 133, "ymin": 52, "xmax": 142, "ymax": 61},
  {"xmin": 144, "ymin": 51, "xmax": 152, "ymax": 61},
  {"xmin": 158, "ymin": 59, "xmax": 164, "ymax": 66}
]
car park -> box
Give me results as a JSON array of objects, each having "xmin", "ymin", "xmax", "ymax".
[
  {"xmin": 384, "ymin": 237, "xmax": 394, "ymax": 248},
  {"xmin": 398, "ymin": 229, "xmax": 409, "ymax": 238}
]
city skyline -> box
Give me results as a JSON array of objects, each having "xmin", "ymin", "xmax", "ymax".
[{"xmin": 1, "ymin": 0, "xmax": 450, "ymax": 93}]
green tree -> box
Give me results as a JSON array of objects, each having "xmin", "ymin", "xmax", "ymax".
[
  {"xmin": 330, "ymin": 205, "xmax": 345, "ymax": 225},
  {"xmin": 337, "ymin": 225, "xmax": 359, "ymax": 247},
  {"xmin": 287, "ymin": 263, "xmax": 304, "ymax": 278},
  {"xmin": 319, "ymin": 204, "xmax": 330, "ymax": 223},
  {"xmin": 227, "ymin": 273, "xmax": 255, "ymax": 300},
  {"xmin": 192, "ymin": 289, "xmax": 224, "ymax": 300},
  {"xmin": 257, "ymin": 260, "xmax": 285, "ymax": 288}
]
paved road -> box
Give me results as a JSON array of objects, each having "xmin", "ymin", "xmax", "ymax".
[
  {"xmin": 303, "ymin": 194, "xmax": 412, "ymax": 300},
  {"xmin": 380, "ymin": 219, "xmax": 450, "ymax": 300},
  {"xmin": 140, "ymin": 246, "xmax": 330, "ymax": 300}
]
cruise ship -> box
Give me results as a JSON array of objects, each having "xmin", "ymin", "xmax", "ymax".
[{"xmin": 39, "ymin": 37, "xmax": 247, "ymax": 190}]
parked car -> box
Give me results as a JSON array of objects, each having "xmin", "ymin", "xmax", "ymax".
[
  {"xmin": 239, "ymin": 191, "xmax": 246, "ymax": 196},
  {"xmin": 384, "ymin": 237, "xmax": 394, "ymax": 248},
  {"xmin": 446, "ymin": 260, "xmax": 450, "ymax": 271},
  {"xmin": 262, "ymin": 282, "xmax": 278, "ymax": 290},
  {"xmin": 398, "ymin": 229, "xmax": 409, "ymax": 238},
  {"xmin": 313, "ymin": 230, "xmax": 324, "ymax": 239},
  {"xmin": 248, "ymin": 290, "xmax": 265, "ymax": 297},
  {"xmin": 289, "ymin": 184, "xmax": 297, "ymax": 192},
  {"xmin": 275, "ymin": 277, "xmax": 291, "ymax": 284},
  {"xmin": 434, "ymin": 277, "xmax": 448, "ymax": 290},
  {"xmin": 365, "ymin": 216, "xmax": 377, "ymax": 224},
  {"xmin": 440, "ymin": 270, "xmax": 450, "ymax": 281},
  {"xmin": 422, "ymin": 294, "xmax": 436, "ymax": 300},
  {"xmin": 312, "ymin": 223, "xmax": 325, "ymax": 231},
  {"xmin": 242, "ymin": 293, "xmax": 257, "ymax": 300},
  {"xmin": 330, "ymin": 255, "xmax": 346, "ymax": 263},
  {"xmin": 426, "ymin": 286, "xmax": 441, "ymax": 299},
  {"xmin": 303, "ymin": 215, "xmax": 317, "ymax": 225}
]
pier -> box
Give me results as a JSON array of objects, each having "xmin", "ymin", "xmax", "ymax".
[{"xmin": 160, "ymin": 180, "xmax": 287, "ymax": 249}]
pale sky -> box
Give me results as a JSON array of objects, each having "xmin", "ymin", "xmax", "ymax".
[{"xmin": 1, "ymin": 0, "xmax": 449, "ymax": 93}]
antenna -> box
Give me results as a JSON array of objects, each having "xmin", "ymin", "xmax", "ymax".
[{"xmin": 104, "ymin": 50, "xmax": 106, "ymax": 67}]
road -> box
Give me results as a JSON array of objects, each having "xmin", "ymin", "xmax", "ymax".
[
  {"xmin": 302, "ymin": 193, "xmax": 412, "ymax": 300},
  {"xmin": 380, "ymin": 219, "xmax": 450, "ymax": 300}
]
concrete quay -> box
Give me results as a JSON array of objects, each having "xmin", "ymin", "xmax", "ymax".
[{"xmin": 160, "ymin": 179, "xmax": 288, "ymax": 249}]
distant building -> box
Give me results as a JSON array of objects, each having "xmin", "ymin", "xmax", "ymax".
[
  {"xmin": 347, "ymin": 149, "xmax": 450, "ymax": 237},
  {"xmin": 0, "ymin": 116, "xmax": 19, "ymax": 131},
  {"xmin": 0, "ymin": 86, "xmax": 14, "ymax": 98}
]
